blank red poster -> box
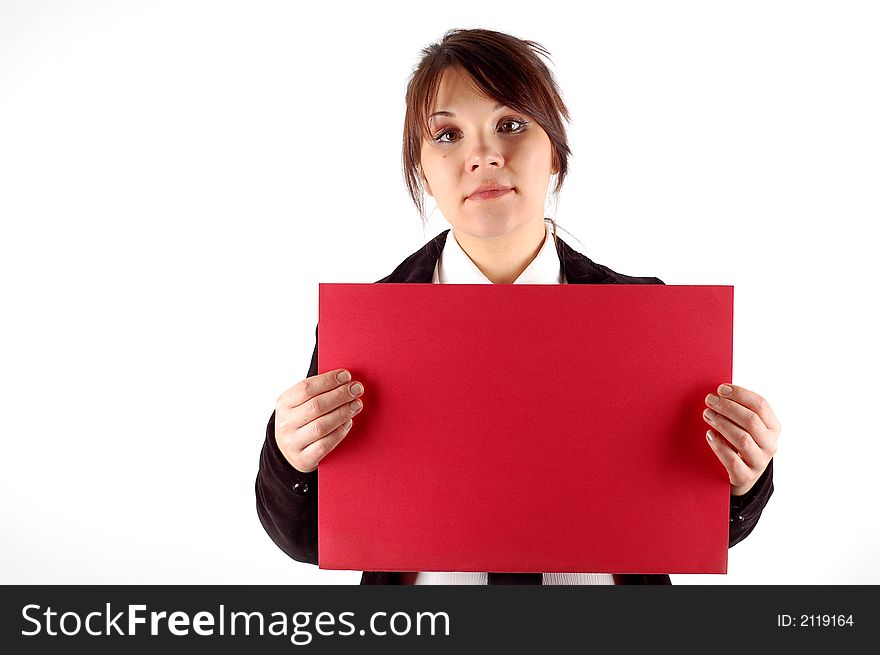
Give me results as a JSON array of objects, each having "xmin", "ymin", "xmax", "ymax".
[{"xmin": 317, "ymin": 283, "xmax": 733, "ymax": 574}]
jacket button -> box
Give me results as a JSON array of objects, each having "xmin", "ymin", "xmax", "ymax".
[
  {"xmin": 737, "ymin": 515, "xmax": 744, "ymax": 521},
  {"xmin": 292, "ymin": 482, "xmax": 309, "ymax": 494}
]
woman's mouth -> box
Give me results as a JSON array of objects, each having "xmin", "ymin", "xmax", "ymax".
[{"xmin": 467, "ymin": 188, "xmax": 513, "ymax": 201}]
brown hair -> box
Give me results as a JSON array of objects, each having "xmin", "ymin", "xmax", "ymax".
[{"xmin": 402, "ymin": 28, "xmax": 572, "ymax": 227}]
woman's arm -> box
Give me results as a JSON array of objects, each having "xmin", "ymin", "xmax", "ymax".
[
  {"xmin": 255, "ymin": 409, "xmax": 319, "ymax": 564},
  {"xmin": 728, "ymin": 457, "xmax": 774, "ymax": 548},
  {"xmin": 254, "ymin": 336, "xmax": 320, "ymax": 564}
]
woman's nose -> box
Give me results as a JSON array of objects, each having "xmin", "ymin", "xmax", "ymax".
[{"xmin": 467, "ymin": 138, "xmax": 505, "ymax": 171}]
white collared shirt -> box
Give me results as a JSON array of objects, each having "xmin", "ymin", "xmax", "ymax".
[
  {"xmin": 431, "ymin": 220, "xmax": 567, "ymax": 285},
  {"xmin": 409, "ymin": 221, "xmax": 614, "ymax": 585}
]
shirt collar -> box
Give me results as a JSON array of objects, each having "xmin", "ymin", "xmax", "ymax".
[{"xmin": 432, "ymin": 221, "xmax": 566, "ymax": 284}]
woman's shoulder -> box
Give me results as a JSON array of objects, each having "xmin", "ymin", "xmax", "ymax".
[
  {"xmin": 571, "ymin": 258, "xmax": 665, "ymax": 286},
  {"xmin": 373, "ymin": 230, "xmax": 450, "ymax": 284},
  {"xmin": 556, "ymin": 236, "xmax": 665, "ymax": 286}
]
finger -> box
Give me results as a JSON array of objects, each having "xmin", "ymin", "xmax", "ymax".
[
  {"xmin": 291, "ymin": 397, "xmax": 364, "ymax": 452},
  {"xmin": 703, "ymin": 407, "xmax": 765, "ymax": 468},
  {"xmin": 716, "ymin": 384, "xmax": 781, "ymax": 432},
  {"xmin": 705, "ymin": 392, "xmax": 773, "ymax": 451},
  {"xmin": 289, "ymin": 379, "xmax": 365, "ymax": 432},
  {"xmin": 299, "ymin": 418, "xmax": 355, "ymax": 470},
  {"xmin": 278, "ymin": 369, "xmax": 353, "ymax": 410},
  {"xmin": 705, "ymin": 429, "xmax": 754, "ymax": 488}
]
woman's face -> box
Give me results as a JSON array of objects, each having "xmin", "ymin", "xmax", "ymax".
[{"xmin": 419, "ymin": 67, "xmax": 557, "ymax": 241}]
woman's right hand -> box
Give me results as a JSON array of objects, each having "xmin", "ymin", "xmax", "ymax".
[{"xmin": 274, "ymin": 369, "xmax": 365, "ymax": 473}]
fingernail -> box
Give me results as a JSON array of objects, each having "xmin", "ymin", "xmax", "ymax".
[
  {"xmin": 337, "ymin": 370, "xmax": 351, "ymax": 383},
  {"xmin": 706, "ymin": 430, "xmax": 714, "ymax": 442},
  {"xmin": 343, "ymin": 419, "xmax": 353, "ymax": 431},
  {"xmin": 349, "ymin": 400, "xmax": 362, "ymax": 412},
  {"xmin": 706, "ymin": 394, "xmax": 720, "ymax": 407},
  {"xmin": 350, "ymin": 383, "xmax": 364, "ymax": 396},
  {"xmin": 719, "ymin": 384, "xmax": 733, "ymax": 396},
  {"xmin": 704, "ymin": 408, "xmax": 717, "ymax": 421}
]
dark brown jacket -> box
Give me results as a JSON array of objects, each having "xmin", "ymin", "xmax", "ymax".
[{"xmin": 255, "ymin": 229, "xmax": 774, "ymax": 584}]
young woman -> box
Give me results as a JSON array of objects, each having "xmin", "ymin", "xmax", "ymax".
[{"xmin": 256, "ymin": 28, "xmax": 780, "ymax": 585}]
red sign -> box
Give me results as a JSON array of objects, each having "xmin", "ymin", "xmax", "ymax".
[{"xmin": 317, "ymin": 283, "xmax": 733, "ymax": 574}]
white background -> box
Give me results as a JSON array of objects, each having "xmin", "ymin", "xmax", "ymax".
[{"xmin": 1, "ymin": 0, "xmax": 878, "ymax": 584}]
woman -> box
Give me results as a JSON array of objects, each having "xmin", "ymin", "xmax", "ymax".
[{"xmin": 255, "ymin": 28, "xmax": 781, "ymax": 585}]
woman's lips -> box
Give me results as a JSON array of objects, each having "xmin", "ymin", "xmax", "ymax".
[{"xmin": 467, "ymin": 188, "xmax": 513, "ymax": 201}]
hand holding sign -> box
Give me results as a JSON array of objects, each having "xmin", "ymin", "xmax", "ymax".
[
  {"xmin": 703, "ymin": 384, "xmax": 781, "ymax": 497},
  {"xmin": 274, "ymin": 369, "xmax": 367, "ymax": 473}
]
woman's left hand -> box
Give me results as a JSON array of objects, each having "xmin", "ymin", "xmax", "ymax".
[{"xmin": 703, "ymin": 384, "xmax": 781, "ymax": 497}]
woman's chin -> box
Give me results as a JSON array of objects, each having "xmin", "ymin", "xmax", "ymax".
[{"xmin": 452, "ymin": 215, "xmax": 534, "ymax": 241}]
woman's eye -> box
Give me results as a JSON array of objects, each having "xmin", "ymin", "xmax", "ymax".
[
  {"xmin": 432, "ymin": 118, "xmax": 529, "ymax": 145},
  {"xmin": 435, "ymin": 130, "xmax": 458, "ymax": 144},
  {"xmin": 500, "ymin": 119, "xmax": 527, "ymax": 132}
]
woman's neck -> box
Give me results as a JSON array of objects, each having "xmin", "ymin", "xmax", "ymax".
[{"xmin": 453, "ymin": 219, "xmax": 548, "ymax": 284}]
